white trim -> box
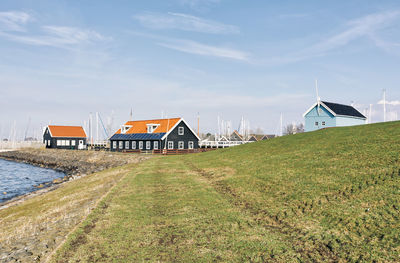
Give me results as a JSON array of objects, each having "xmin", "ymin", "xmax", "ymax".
[
  {"xmin": 302, "ymin": 102, "xmax": 336, "ymax": 117},
  {"xmin": 178, "ymin": 141, "xmax": 184, "ymax": 149},
  {"xmin": 147, "ymin": 123, "xmax": 160, "ymax": 133},
  {"xmin": 168, "ymin": 141, "xmax": 174, "ymax": 149},
  {"xmin": 335, "ymin": 114, "xmax": 366, "ymax": 120},
  {"xmin": 161, "ymin": 118, "xmax": 201, "ymax": 141}
]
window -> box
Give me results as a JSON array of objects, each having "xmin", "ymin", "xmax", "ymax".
[
  {"xmin": 125, "ymin": 141, "xmax": 129, "ymax": 149},
  {"xmin": 121, "ymin": 125, "xmax": 132, "ymax": 134},
  {"xmin": 132, "ymin": 141, "xmax": 136, "ymax": 149},
  {"xmin": 178, "ymin": 141, "xmax": 184, "ymax": 149},
  {"xmin": 65, "ymin": 140, "xmax": 70, "ymax": 146},
  {"xmin": 47, "ymin": 140, "xmax": 51, "ymax": 146},
  {"xmin": 147, "ymin": 124, "xmax": 159, "ymax": 133},
  {"xmin": 112, "ymin": 141, "xmax": 117, "ymax": 149},
  {"xmin": 57, "ymin": 140, "xmax": 61, "ymax": 146},
  {"xmin": 71, "ymin": 140, "xmax": 76, "ymax": 146},
  {"xmin": 168, "ymin": 141, "xmax": 174, "ymax": 149},
  {"xmin": 154, "ymin": 141, "xmax": 159, "ymax": 150},
  {"xmin": 146, "ymin": 141, "xmax": 151, "ymax": 149},
  {"xmin": 322, "ymin": 121, "xmax": 326, "ymax": 126},
  {"xmin": 61, "ymin": 140, "xmax": 66, "ymax": 146},
  {"xmin": 178, "ymin": 127, "xmax": 184, "ymax": 135},
  {"xmin": 315, "ymin": 122, "xmax": 319, "ymax": 126},
  {"xmin": 188, "ymin": 141, "xmax": 194, "ymax": 149},
  {"xmin": 139, "ymin": 141, "xmax": 143, "ymax": 149},
  {"xmin": 119, "ymin": 141, "xmax": 123, "ymax": 149}
]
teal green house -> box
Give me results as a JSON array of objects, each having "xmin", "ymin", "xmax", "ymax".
[{"xmin": 303, "ymin": 101, "xmax": 366, "ymax": 132}]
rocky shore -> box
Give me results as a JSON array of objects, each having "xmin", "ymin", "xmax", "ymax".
[
  {"xmin": 0, "ymin": 148, "xmax": 149, "ymax": 176},
  {"xmin": 0, "ymin": 148, "xmax": 150, "ymax": 209}
]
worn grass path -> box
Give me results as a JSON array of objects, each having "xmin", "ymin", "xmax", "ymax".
[
  {"xmin": 52, "ymin": 157, "xmax": 295, "ymax": 262},
  {"xmin": 52, "ymin": 121, "xmax": 400, "ymax": 262}
]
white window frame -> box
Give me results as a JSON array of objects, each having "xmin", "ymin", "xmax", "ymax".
[
  {"xmin": 188, "ymin": 141, "xmax": 194, "ymax": 149},
  {"xmin": 71, "ymin": 140, "xmax": 76, "ymax": 146},
  {"xmin": 146, "ymin": 141, "xmax": 151, "ymax": 150},
  {"xmin": 322, "ymin": 121, "xmax": 326, "ymax": 126},
  {"xmin": 125, "ymin": 141, "xmax": 129, "ymax": 149},
  {"xmin": 178, "ymin": 141, "xmax": 184, "ymax": 149},
  {"xmin": 65, "ymin": 140, "xmax": 70, "ymax": 146},
  {"xmin": 147, "ymin": 124, "xmax": 160, "ymax": 133},
  {"xmin": 168, "ymin": 141, "xmax": 174, "ymax": 149},
  {"xmin": 61, "ymin": 140, "xmax": 66, "ymax": 146},
  {"xmin": 57, "ymin": 140, "xmax": 61, "ymax": 146},
  {"xmin": 315, "ymin": 121, "xmax": 318, "ymax": 126},
  {"xmin": 154, "ymin": 141, "xmax": 159, "ymax": 150},
  {"xmin": 119, "ymin": 141, "xmax": 123, "ymax": 149},
  {"xmin": 132, "ymin": 141, "xmax": 136, "ymax": 149},
  {"xmin": 139, "ymin": 141, "xmax": 143, "ymax": 149},
  {"xmin": 112, "ymin": 141, "xmax": 117, "ymax": 149},
  {"xmin": 178, "ymin": 127, "xmax": 184, "ymax": 135}
]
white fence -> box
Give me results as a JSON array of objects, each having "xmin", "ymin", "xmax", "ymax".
[{"xmin": 199, "ymin": 140, "xmax": 254, "ymax": 148}]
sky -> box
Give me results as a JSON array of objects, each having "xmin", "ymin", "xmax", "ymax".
[{"xmin": 1, "ymin": 0, "xmax": 400, "ymax": 140}]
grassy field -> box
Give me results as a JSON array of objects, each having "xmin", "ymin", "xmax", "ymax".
[{"xmin": 51, "ymin": 121, "xmax": 400, "ymax": 262}]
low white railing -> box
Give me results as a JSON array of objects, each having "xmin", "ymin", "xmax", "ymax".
[{"xmin": 199, "ymin": 140, "xmax": 254, "ymax": 148}]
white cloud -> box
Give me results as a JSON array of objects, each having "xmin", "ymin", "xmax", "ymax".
[
  {"xmin": 133, "ymin": 12, "xmax": 239, "ymax": 34},
  {"xmin": 158, "ymin": 38, "xmax": 249, "ymax": 61},
  {"xmin": 179, "ymin": 0, "xmax": 221, "ymax": 9},
  {"xmin": 0, "ymin": 25, "xmax": 107, "ymax": 48},
  {"xmin": 312, "ymin": 11, "xmax": 400, "ymax": 53},
  {"xmin": 0, "ymin": 11, "xmax": 31, "ymax": 32},
  {"xmin": 268, "ymin": 10, "xmax": 400, "ymax": 65},
  {"xmin": 377, "ymin": 99, "xmax": 400, "ymax": 105}
]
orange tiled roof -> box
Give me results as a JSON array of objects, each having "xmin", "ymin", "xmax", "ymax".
[
  {"xmin": 115, "ymin": 118, "xmax": 181, "ymax": 134},
  {"xmin": 48, "ymin": 125, "xmax": 87, "ymax": 138}
]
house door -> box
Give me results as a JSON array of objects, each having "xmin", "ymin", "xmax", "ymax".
[{"xmin": 78, "ymin": 140, "xmax": 84, "ymax": 150}]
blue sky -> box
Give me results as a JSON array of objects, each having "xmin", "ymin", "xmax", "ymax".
[{"xmin": 1, "ymin": 0, "xmax": 400, "ymax": 139}]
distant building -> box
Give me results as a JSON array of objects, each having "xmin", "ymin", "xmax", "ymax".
[
  {"xmin": 43, "ymin": 125, "xmax": 87, "ymax": 149},
  {"xmin": 248, "ymin": 135, "xmax": 258, "ymax": 142},
  {"xmin": 110, "ymin": 118, "xmax": 200, "ymax": 151},
  {"xmin": 303, "ymin": 101, "xmax": 366, "ymax": 132},
  {"xmin": 230, "ymin": 130, "xmax": 243, "ymax": 141},
  {"xmin": 261, "ymin": 135, "xmax": 276, "ymax": 140}
]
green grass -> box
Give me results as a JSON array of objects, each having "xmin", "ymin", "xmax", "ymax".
[{"xmin": 52, "ymin": 121, "xmax": 400, "ymax": 262}]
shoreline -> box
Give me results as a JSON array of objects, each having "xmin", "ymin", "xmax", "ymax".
[{"xmin": 0, "ymin": 148, "xmax": 150, "ymax": 210}]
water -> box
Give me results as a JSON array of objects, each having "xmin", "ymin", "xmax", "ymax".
[{"xmin": 0, "ymin": 158, "xmax": 65, "ymax": 203}]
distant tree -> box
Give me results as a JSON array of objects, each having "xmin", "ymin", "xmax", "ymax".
[
  {"xmin": 255, "ymin": 127, "xmax": 264, "ymax": 134},
  {"xmin": 283, "ymin": 123, "xmax": 304, "ymax": 135}
]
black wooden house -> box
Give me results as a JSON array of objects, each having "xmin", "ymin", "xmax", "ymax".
[
  {"xmin": 110, "ymin": 118, "xmax": 200, "ymax": 151},
  {"xmin": 43, "ymin": 125, "xmax": 87, "ymax": 150}
]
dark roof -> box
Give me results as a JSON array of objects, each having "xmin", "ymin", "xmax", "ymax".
[
  {"xmin": 110, "ymin": 133, "xmax": 166, "ymax": 140},
  {"xmin": 322, "ymin": 101, "xmax": 366, "ymax": 119}
]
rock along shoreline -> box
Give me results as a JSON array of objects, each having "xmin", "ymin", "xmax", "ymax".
[{"xmin": 0, "ymin": 148, "xmax": 150, "ymax": 209}]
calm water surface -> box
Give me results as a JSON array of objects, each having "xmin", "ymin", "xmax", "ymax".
[{"xmin": 0, "ymin": 158, "xmax": 65, "ymax": 203}]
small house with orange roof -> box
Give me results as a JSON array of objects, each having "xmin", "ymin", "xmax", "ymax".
[
  {"xmin": 110, "ymin": 117, "xmax": 200, "ymax": 151},
  {"xmin": 43, "ymin": 125, "xmax": 87, "ymax": 149}
]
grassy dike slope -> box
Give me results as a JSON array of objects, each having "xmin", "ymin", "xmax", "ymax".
[
  {"xmin": 52, "ymin": 121, "xmax": 400, "ymax": 262},
  {"xmin": 0, "ymin": 164, "xmax": 140, "ymax": 262}
]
